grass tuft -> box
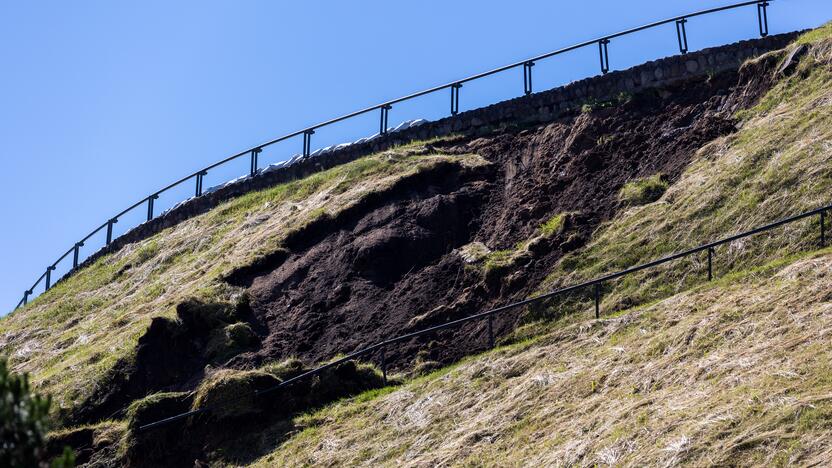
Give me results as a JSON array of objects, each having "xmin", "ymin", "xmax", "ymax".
[{"xmin": 618, "ymin": 174, "xmax": 669, "ymax": 206}]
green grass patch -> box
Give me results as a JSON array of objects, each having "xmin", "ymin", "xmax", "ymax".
[{"xmin": 618, "ymin": 174, "xmax": 669, "ymax": 206}]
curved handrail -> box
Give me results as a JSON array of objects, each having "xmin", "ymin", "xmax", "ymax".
[{"xmin": 14, "ymin": 0, "xmax": 776, "ymax": 310}]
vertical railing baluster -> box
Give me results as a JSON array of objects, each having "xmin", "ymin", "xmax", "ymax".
[
  {"xmin": 523, "ymin": 61, "xmax": 535, "ymax": 95},
  {"xmin": 821, "ymin": 211, "xmax": 826, "ymax": 247},
  {"xmin": 488, "ymin": 314, "xmax": 495, "ymax": 349},
  {"xmin": 195, "ymin": 171, "xmax": 206, "ymax": 197},
  {"xmin": 23, "ymin": 290, "xmax": 31, "ymax": 306},
  {"xmin": 594, "ymin": 282, "xmax": 601, "ymax": 318},
  {"xmin": 147, "ymin": 194, "xmax": 158, "ymax": 222},
  {"xmin": 757, "ymin": 1, "xmax": 769, "ymax": 37},
  {"xmin": 303, "ymin": 130, "xmax": 315, "ymax": 157},
  {"xmin": 250, "ymin": 148, "xmax": 262, "ymax": 177},
  {"xmin": 598, "ymin": 39, "xmax": 610, "ymax": 74},
  {"xmin": 450, "ymin": 83, "xmax": 462, "ymax": 116},
  {"xmin": 45, "ymin": 266, "xmax": 55, "ymax": 291},
  {"xmin": 73, "ymin": 242, "xmax": 83, "ymax": 269},
  {"xmin": 707, "ymin": 247, "xmax": 714, "ymax": 281},
  {"xmin": 106, "ymin": 219, "xmax": 118, "ymax": 245},
  {"xmin": 380, "ymin": 346, "xmax": 387, "ymax": 385},
  {"xmin": 676, "ymin": 18, "xmax": 689, "ymax": 54},
  {"xmin": 380, "ymin": 105, "xmax": 392, "ymax": 135}
]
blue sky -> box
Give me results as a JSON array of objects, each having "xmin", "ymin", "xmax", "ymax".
[{"xmin": 1, "ymin": 0, "xmax": 829, "ymax": 313}]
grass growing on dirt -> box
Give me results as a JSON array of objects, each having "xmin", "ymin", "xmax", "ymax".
[
  {"xmin": 618, "ymin": 174, "xmax": 668, "ymax": 206},
  {"xmin": 0, "ymin": 138, "xmax": 487, "ymax": 416},
  {"xmin": 538, "ymin": 213, "xmax": 565, "ymax": 237},
  {"xmin": 480, "ymin": 213, "xmax": 567, "ymax": 275},
  {"xmin": 537, "ymin": 35, "xmax": 832, "ymax": 320},
  {"xmin": 250, "ymin": 250, "xmax": 832, "ymax": 466}
]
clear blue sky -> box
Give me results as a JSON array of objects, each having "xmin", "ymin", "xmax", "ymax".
[{"xmin": 1, "ymin": 0, "xmax": 829, "ymax": 313}]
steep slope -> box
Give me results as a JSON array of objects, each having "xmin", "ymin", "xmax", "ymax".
[
  {"xmin": 1, "ymin": 34, "xmax": 776, "ymax": 427},
  {"xmin": 534, "ymin": 28, "xmax": 832, "ymax": 316},
  {"xmin": 244, "ymin": 26, "xmax": 832, "ymax": 466},
  {"xmin": 0, "ymin": 147, "xmax": 488, "ymax": 421},
  {"xmin": 1, "ymin": 24, "xmax": 829, "ymax": 467},
  {"xmin": 226, "ymin": 47, "xmax": 768, "ymax": 375},
  {"xmin": 240, "ymin": 30, "xmax": 832, "ymax": 467},
  {"xmin": 256, "ymin": 249, "xmax": 832, "ymax": 467}
]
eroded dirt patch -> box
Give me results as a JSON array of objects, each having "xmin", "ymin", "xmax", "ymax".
[{"xmin": 232, "ymin": 67, "xmax": 771, "ymax": 372}]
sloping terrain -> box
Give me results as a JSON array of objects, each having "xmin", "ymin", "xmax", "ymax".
[
  {"xmin": 254, "ymin": 250, "xmax": 832, "ymax": 467},
  {"xmin": 1, "ymin": 23, "xmax": 830, "ymax": 467},
  {"xmin": 241, "ymin": 26, "xmax": 832, "ymax": 467},
  {"xmin": 1, "ymin": 30, "xmax": 773, "ymax": 425},
  {"xmin": 0, "ymin": 148, "xmax": 489, "ymax": 422},
  {"xmin": 227, "ymin": 47, "xmax": 767, "ymax": 374}
]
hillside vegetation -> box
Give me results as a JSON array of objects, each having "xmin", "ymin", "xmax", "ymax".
[
  {"xmin": 0, "ymin": 143, "xmax": 485, "ymax": 416},
  {"xmin": 530, "ymin": 25, "xmax": 832, "ymax": 323},
  {"xmin": 1, "ymin": 24, "xmax": 830, "ymax": 467},
  {"xmin": 258, "ymin": 250, "xmax": 832, "ymax": 466},
  {"xmin": 243, "ymin": 27, "xmax": 832, "ymax": 466}
]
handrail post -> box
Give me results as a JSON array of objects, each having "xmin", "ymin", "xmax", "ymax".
[
  {"xmin": 45, "ymin": 266, "xmax": 55, "ymax": 291},
  {"xmin": 147, "ymin": 194, "xmax": 159, "ymax": 222},
  {"xmin": 821, "ymin": 211, "xmax": 826, "ymax": 247},
  {"xmin": 302, "ymin": 130, "xmax": 315, "ymax": 157},
  {"xmin": 379, "ymin": 105, "xmax": 392, "ymax": 135},
  {"xmin": 73, "ymin": 242, "xmax": 84, "ymax": 269},
  {"xmin": 106, "ymin": 219, "xmax": 118, "ymax": 245},
  {"xmin": 23, "ymin": 290, "xmax": 31, "ymax": 306},
  {"xmin": 250, "ymin": 148, "xmax": 262, "ymax": 177},
  {"xmin": 757, "ymin": 1, "xmax": 769, "ymax": 37},
  {"xmin": 676, "ymin": 19, "xmax": 689, "ymax": 54},
  {"xmin": 487, "ymin": 314, "xmax": 495, "ymax": 349},
  {"xmin": 380, "ymin": 346, "xmax": 387, "ymax": 385},
  {"xmin": 594, "ymin": 282, "xmax": 601, "ymax": 318},
  {"xmin": 195, "ymin": 171, "xmax": 207, "ymax": 197},
  {"xmin": 707, "ymin": 247, "xmax": 714, "ymax": 281},
  {"xmin": 450, "ymin": 83, "xmax": 462, "ymax": 116},
  {"xmin": 523, "ymin": 61, "xmax": 535, "ymax": 95},
  {"xmin": 598, "ymin": 39, "xmax": 610, "ymax": 74}
]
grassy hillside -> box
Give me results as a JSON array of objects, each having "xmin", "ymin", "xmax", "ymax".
[
  {"xmin": 530, "ymin": 25, "xmax": 832, "ymax": 321},
  {"xmin": 243, "ymin": 28, "xmax": 832, "ymax": 466},
  {"xmin": 0, "ymin": 140, "xmax": 485, "ymax": 414},
  {"xmin": 254, "ymin": 248, "xmax": 832, "ymax": 467},
  {"xmin": 3, "ymin": 24, "xmax": 831, "ymax": 466}
]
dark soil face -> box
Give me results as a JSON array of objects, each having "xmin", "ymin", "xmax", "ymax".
[{"xmin": 230, "ymin": 68, "xmax": 768, "ymax": 372}]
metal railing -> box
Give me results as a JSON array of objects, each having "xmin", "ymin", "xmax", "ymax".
[
  {"xmin": 13, "ymin": 1, "xmax": 778, "ymax": 310},
  {"xmin": 138, "ymin": 202, "xmax": 829, "ymax": 431}
]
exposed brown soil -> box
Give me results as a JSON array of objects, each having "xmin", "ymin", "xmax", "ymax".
[
  {"xmin": 227, "ymin": 66, "xmax": 773, "ymax": 374},
  {"xmin": 67, "ymin": 298, "xmax": 260, "ymax": 425}
]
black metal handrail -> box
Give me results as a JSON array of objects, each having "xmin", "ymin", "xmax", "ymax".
[
  {"xmin": 14, "ymin": 0, "xmax": 775, "ymax": 309},
  {"xmin": 138, "ymin": 202, "xmax": 829, "ymax": 431}
]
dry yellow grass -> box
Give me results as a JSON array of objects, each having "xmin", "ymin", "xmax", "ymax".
[
  {"xmin": 254, "ymin": 250, "xmax": 832, "ymax": 467},
  {"xmin": 249, "ymin": 30, "xmax": 832, "ymax": 467},
  {"xmin": 538, "ymin": 32, "xmax": 832, "ymax": 322},
  {"xmin": 0, "ymin": 142, "xmax": 486, "ymax": 414}
]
